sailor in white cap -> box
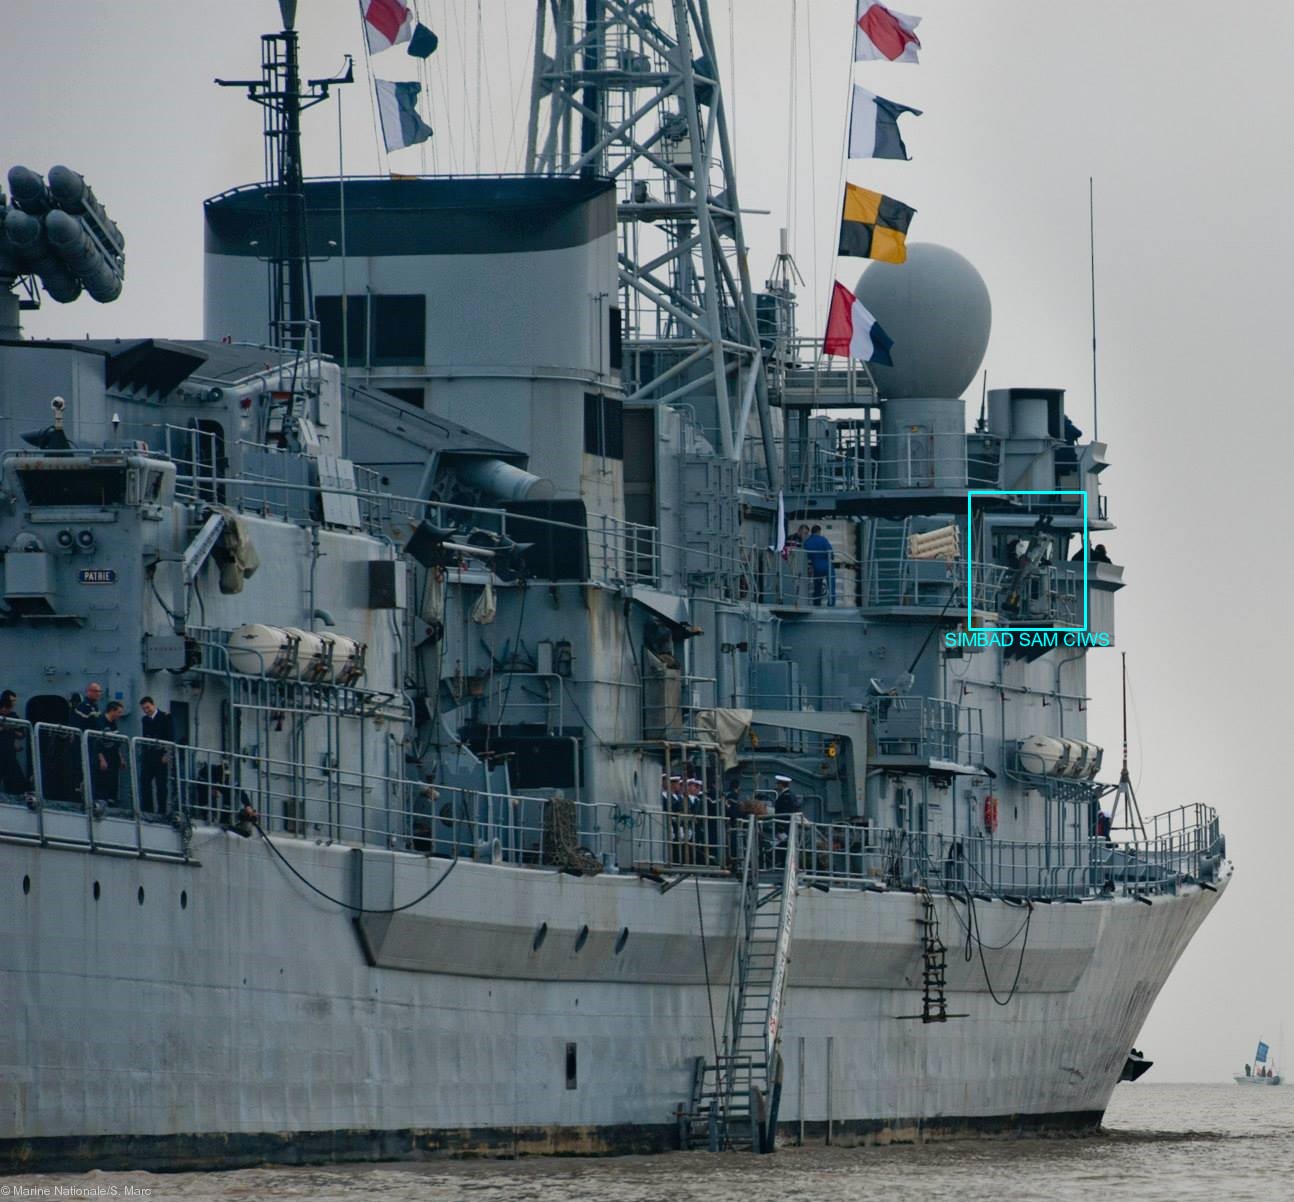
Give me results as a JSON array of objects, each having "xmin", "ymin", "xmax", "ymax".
[{"xmin": 665, "ymin": 774, "xmax": 687, "ymax": 863}]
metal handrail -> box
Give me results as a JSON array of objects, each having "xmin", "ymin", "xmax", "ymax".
[{"xmin": 0, "ymin": 722, "xmax": 1222, "ymax": 898}]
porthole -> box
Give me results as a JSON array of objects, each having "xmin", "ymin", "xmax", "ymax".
[
  {"xmin": 533, "ymin": 922, "xmax": 548, "ymax": 951},
  {"xmin": 614, "ymin": 926, "xmax": 629, "ymax": 955},
  {"xmin": 574, "ymin": 925, "xmax": 590, "ymax": 952},
  {"xmin": 180, "ymin": 890, "xmax": 188, "ymax": 910},
  {"xmin": 22, "ymin": 875, "xmax": 30, "ymax": 895},
  {"xmin": 93, "ymin": 881, "xmax": 101, "ymax": 901},
  {"xmin": 137, "ymin": 885, "xmax": 145, "ymax": 905}
]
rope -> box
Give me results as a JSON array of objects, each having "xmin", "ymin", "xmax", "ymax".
[
  {"xmin": 965, "ymin": 890, "xmax": 1033, "ymax": 1007},
  {"xmin": 255, "ymin": 820, "xmax": 457, "ymax": 913}
]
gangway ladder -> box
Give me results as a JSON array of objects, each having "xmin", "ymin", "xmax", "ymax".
[
  {"xmin": 868, "ymin": 517, "xmax": 912, "ymax": 606},
  {"xmin": 898, "ymin": 888, "xmax": 966, "ymax": 1023},
  {"xmin": 681, "ymin": 814, "xmax": 799, "ymax": 1152}
]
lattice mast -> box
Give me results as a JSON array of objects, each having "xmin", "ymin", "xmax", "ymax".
[
  {"xmin": 526, "ymin": 0, "xmax": 781, "ymax": 488},
  {"xmin": 217, "ymin": 0, "xmax": 351, "ymax": 350}
]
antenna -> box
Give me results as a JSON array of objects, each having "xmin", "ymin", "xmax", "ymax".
[
  {"xmin": 1089, "ymin": 176, "xmax": 1099, "ymax": 442},
  {"xmin": 217, "ymin": 14, "xmax": 352, "ymax": 350},
  {"xmin": 1108, "ymin": 651, "xmax": 1146, "ymax": 841}
]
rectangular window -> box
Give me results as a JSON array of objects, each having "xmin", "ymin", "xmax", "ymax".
[
  {"xmin": 565, "ymin": 1042, "xmax": 577, "ymax": 1090},
  {"xmin": 602, "ymin": 397, "xmax": 623, "ymax": 460},
  {"xmin": 608, "ymin": 305, "xmax": 623, "ymax": 371},
  {"xmin": 584, "ymin": 393, "xmax": 601, "ymax": 456},
  {"xmin": 16, "ymin": 466, "xmax": 129, "ymax": 506},
  {"xmin": 583, "ymin": 393, "xmax": 624, "ymax": 460},
  {"xmin": 371, "ymin": 295, "xmax": 425, "ymax": 366},
  {"xmin": 316, "ymin": 294, "xmax": 425, "ymax": 367},
  {"xmin": 316, "ymin": 295, "xmax": 368, "ymax": 367}
]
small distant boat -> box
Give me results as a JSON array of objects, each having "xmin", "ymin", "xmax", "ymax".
[{"xmin": 1235, "ymin": 1039, "xmax": 1281, "ymax": 1085}]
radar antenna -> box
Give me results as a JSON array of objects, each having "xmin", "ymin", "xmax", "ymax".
[
  {"xmin": 526, "ymin": 0, "xmax": 780, "ymax": 488},
  {"xmin": 217, "ymin": 0, "xmax": 352, "ymax": 351}
]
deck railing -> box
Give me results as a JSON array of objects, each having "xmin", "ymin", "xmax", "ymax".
[{"xmin": 0, "ymin": 717, "xmax": 1224, "ymax": 898}]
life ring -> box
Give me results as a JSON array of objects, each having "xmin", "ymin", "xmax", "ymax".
[{"xmin": 983, "ymin": 794, "xmax": 999, "ymax": 834}]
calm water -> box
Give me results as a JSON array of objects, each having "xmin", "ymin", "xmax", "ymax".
[{"xmin": 8, "ymin": 1084, "xmax": 1293, "ymax": 1201}]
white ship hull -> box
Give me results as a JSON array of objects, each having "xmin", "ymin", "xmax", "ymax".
[{"xmin": 0, "ymin": 829, "xmax": 1228, "ymax": 1169}]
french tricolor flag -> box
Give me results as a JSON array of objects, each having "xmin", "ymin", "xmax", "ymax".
[
  {"xmin": 823, "ymin": 281, "xmax": 893, "ymax": 366},
  {"xmin": 361, "ymin": 0, "xmax": 414, "ymax": 53},
  {"xmin": 854, "ymin": 3, "xmax": 922, "ymax": 64}
]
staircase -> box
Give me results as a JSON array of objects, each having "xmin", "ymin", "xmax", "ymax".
[
  {"xmin": 867, "ymin": 518, "xmax": 911, "ymax": 606},
  {"xmin": 680, "ymin": 815, "xmax": 799, "ymax": 1151}
]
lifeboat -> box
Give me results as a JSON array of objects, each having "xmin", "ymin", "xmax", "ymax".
[
  {"xmin": 1017, "ymin": 735, "xmax": 1066, "ymax": 776},
  {"xmin": 226, "ymin": 623, "xmax": 296, "ymax": 678}
]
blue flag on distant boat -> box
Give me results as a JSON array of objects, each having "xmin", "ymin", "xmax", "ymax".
[
  {"xmin": 375, "ymin": 79, "xmax": 433, "ymax": 152},
  {"xmin": 1256, "ymin": 1041, "xmax": 1269, "ymax": 1064}
]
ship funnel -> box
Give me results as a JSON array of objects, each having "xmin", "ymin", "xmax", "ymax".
[{"xmin": 279, "ymin": 0, "xmax": 298, "ymax": 30}]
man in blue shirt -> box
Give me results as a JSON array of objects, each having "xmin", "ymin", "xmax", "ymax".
[{"xmin": 802, "ymin": 526, "xmax": 833, "ymax": 606}]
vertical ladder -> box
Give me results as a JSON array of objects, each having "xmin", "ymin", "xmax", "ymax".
[
  {"xmin": 917, "ymin": 888, "xmax": 949, "ymax": 1023},
  {"xmin": 682, "ymin": 815, "xmax": 799, "ymax": 1150}
]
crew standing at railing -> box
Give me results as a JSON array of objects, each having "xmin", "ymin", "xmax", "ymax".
[
  {"xmin": 772, "ymin": 774, "xmax": 800, "ymax": 865},
  {"xmin": 803, "ymin": 526, "xmax": 833, "ymax": 606},
  {"xmin": 723, "ymin": 785, "xmax": 742, "ymax": 866},
  {"xmin": 666, "ymin": 775, "xmax": 687, "ymax": 865},
  {"xmin": 0, "ymin": 690, "xmax": 31, "ymax": 796},
  {"xmin": 72, "ymin": 681, "xmax": 103, "ymax": 732},
  {"xmin": 138, "ymin": 696, "xmax": 174, "ymax": 818},
  {"xmin": 91, "ymin": 700, "xmax": 126, "ymax": 806}
]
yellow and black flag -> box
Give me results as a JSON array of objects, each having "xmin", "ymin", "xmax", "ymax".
[{"xmin": 838, "ymin": 183, "xmax": 915, "ymax": 264}]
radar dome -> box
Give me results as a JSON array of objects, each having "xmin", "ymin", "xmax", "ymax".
[{"xmin": 854, "ymin": 243, "xmax": 991, "ymax": 399}]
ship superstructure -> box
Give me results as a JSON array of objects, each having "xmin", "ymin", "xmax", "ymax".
[{"xmin": 0, "ymin": 1, "xmax": 1227, "ymax": 1170}]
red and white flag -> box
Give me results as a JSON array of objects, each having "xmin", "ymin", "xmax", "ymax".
[
  {"xmin": 854, "ymin": 3, "xmax": 922, "ymax": 64},
  {"xmin": 823, "ymin": 281, "xmax": 893, "ymax": 366},
  {"xmin": 360, "ymin": 0, "xmax": 414, "ymax": 53}
]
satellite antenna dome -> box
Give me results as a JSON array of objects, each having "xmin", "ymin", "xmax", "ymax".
[{"xmin": 854, "ymin": 243, "xmax": 992, "ymax": 399}]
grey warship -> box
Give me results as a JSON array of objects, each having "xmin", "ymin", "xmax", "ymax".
[{"xmin": 0, "ymin": 1, "xmax": 1228, "ymax": 1170}]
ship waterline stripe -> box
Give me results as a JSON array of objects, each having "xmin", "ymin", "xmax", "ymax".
[{"xmin": 0, "ymin": 1111, "xmax": 1108, "ymax": 1173}]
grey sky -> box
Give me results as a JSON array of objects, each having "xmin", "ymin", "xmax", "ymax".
[{"xmin": 8, "ymin": 0, "xmax": 1293, "ymax": 1080}]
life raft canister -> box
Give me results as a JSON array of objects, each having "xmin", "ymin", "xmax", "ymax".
[{"xmin": 983, "ymin": 793, "xmax": 999, "ymax": 833}]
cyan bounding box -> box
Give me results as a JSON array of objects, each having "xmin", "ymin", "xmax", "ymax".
[{"xmin": 965, "ymin": 490, "xmax": 1089, "ymax": 632}]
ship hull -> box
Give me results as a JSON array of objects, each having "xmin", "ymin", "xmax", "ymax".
[{"xmin": 0, "ymin": 830, "xmax": 1227, "ymax": 1172}]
